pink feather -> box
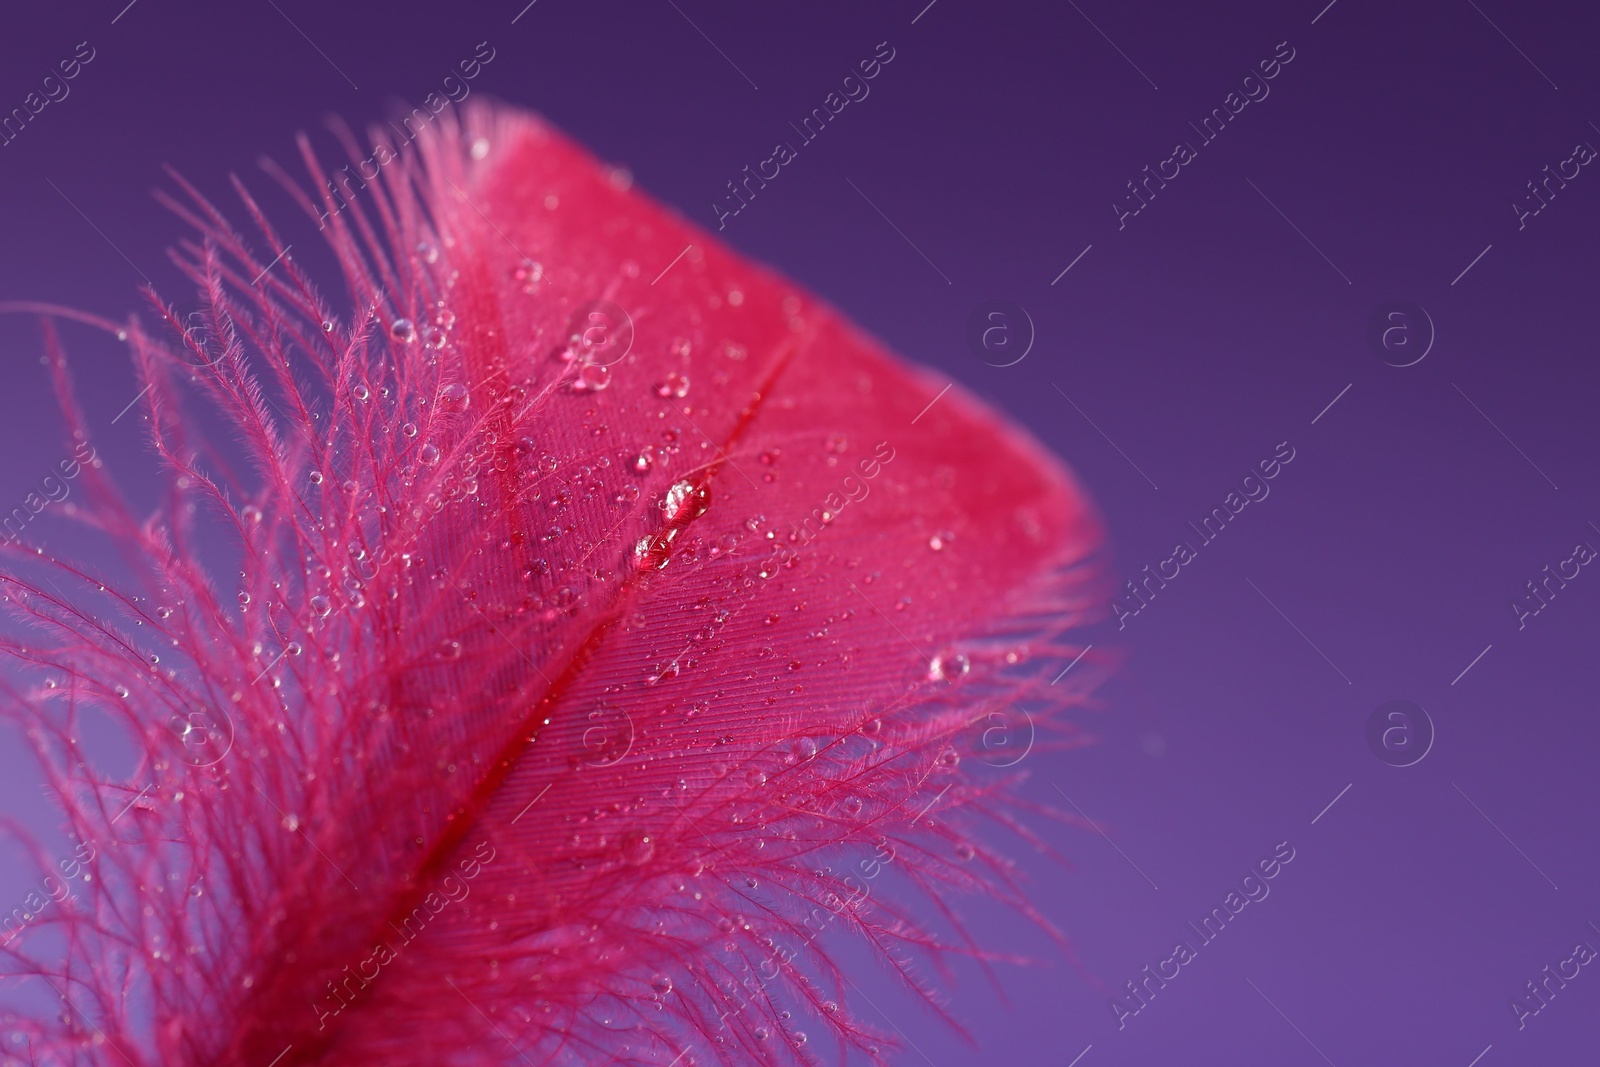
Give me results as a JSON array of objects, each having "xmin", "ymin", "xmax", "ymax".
[{"xmin": 0, "ymin": 102, "xmax": 1103, "ymax": 1066}]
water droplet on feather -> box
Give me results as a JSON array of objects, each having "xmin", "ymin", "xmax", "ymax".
[
  {"xmin": 619, "ymin": 831, "xmax": 654, "ymax": 865},
  {"xmin": 654, "ymin": 372, "xmax": 690, "ymax": 399}
]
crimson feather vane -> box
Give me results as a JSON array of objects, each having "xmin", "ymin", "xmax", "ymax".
[{"xmin": 0, "ymin": 102, "xmax": 1103, "ymax": 1067}]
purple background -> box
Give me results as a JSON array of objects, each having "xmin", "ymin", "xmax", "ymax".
[{"xmin": 3, "ymin": 0, "xmax": 1600, "ymax": 1063}]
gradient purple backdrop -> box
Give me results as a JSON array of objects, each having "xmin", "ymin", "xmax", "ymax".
[{"xmin": 2, "ymin": 1, "xmax": 1598, "ymax": 1063}]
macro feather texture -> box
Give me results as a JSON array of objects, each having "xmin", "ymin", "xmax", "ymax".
[{"xmin": 0, "ymin": 102, "xmax": 1102, "ymax": 1066}]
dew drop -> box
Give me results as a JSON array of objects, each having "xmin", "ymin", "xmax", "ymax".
[
  {"xmin": 571, "ymin": 362, "xmax": 611, "ymax": 392},
  {"xmin": 928, "ymin": 529, "xmax": 954, "ymax": 551},
  {"xmin": 441, "ymin": 639, "xmax": 462, "ymax": 660},
  {"xmin": 649, "ymin": 973, "xmax": 673, "ymax": 996},
  {"xmin": 660, "ymin": 480, "xmax": 710, "ymax": 524},
  {"xmin": 654, "ymin": 372, "xmax": 690, "ymax": 399},
  {"xmin": 352, "ymin": 384, "xmax": 370, "ymax": 402},
  {"xmin": 633, "ymin": 451, "xmax": 654, "ymax": 474},
  {"xmin": 619, "ymin": 830, "xmax": 655, "ymax": 865},
  {"xmin": 389, "ymin": 319, "xmax": 417, "ymax": 344},
  {"xmin": 955, "ymin": 842, "xmax": 976, "ymax": 861},
  {"xmin": 310, "ymin": 596, "xmax": 332, "ymax": 617},
  {"xmin": 470, "ymin": 137, "xmax": 490, "ymax": 160},
  {"xmin": 419, "ymin": 443, "xmax": 441, "ymax": 466},
  {"xmin": 308, "ymin": 471, "xmax": 324, "ymax": 485},
  {"xmin": 512, "ymin": 259, "xmax": 544, "ymax": 291},
  {"xmin": 401, "ymin": 422, "xmax": 418, "ymax": 438},
  {"xmin": 320, "ymin": 321, "xmax": 334, "ymax": 333},
  {"xmin": 416, "ymin": 241, "xmax": 439, "ymax": 265},
  {"xmin": 646, "ymin": 661, "xmax": 680, "ymax": 686},
  {"xmin": 928, "ymin": 653, "xmax": 970, "ymax": 682},
  {"xmin": 440, "ymin": 382, "xmax": 470, "ymax": 413}
]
